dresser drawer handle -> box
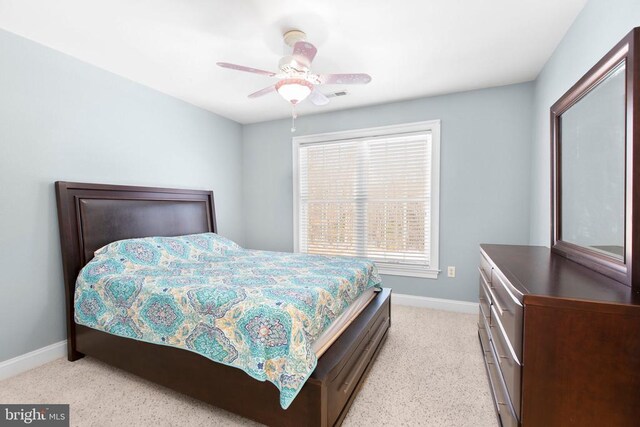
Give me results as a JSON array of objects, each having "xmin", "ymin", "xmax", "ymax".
[
  {"xmin": 478, "ymin": 266, "xmax": 491, "ymax": 284},
  {"xmin": 479, "ymin": 267, "xmax": 510, "ymax": 315},
  {"xmin": 488, "ymin": 287, "xmax": 508, "ymax": 315},
  {"xmin": 341, "ymin": 344, "xmax": 373, "ymax": 392},
  {"xmin": 492, "ymin": 273, "xmax": 523, "ymax": 308},
  {"xmin": 490, "ymin": 306, "xmax": 522, "ymax": 365},
  {"xmin": 479, "ymin": 267, "xmax": 508, "ymax": 314}
]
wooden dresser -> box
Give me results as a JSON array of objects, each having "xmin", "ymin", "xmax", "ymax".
[{"xmin": 477, "ymin": 244, "xmax": 640, "ymax": 427}]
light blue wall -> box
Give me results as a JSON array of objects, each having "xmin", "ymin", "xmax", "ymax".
[
  {"xmin": 528, "ymin": 0, "xmax": 640, "ymax": 245},
  {"xmin": 242, "ymin": 83, "xmax": 534, "ymax": 302},
  {"xmin": 0, "ymin": 29, "xmax": 244, "ymax": 362}
]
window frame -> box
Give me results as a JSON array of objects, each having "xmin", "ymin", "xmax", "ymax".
[{"xmin": 292, "ymin": 120, "xmax": 441, "ymax": 279}]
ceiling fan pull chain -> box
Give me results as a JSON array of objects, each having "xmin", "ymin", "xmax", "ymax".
[{"xmin": 291, "ymin": 104, "xmax": 297, "ymax": 133}]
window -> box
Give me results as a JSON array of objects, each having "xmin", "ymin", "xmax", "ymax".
[{"xmin": 293, "ymin": 120, "xmax": 440, "ymax": 278}]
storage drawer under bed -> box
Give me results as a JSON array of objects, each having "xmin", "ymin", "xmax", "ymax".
[{"xmin": 320, "ymin": 289, "xmax": 391, "ymax": 426}]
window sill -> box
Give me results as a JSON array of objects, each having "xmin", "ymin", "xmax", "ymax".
[{"xmin": 377, "ymin": 264, "xmax": 440, "ymax": 279}]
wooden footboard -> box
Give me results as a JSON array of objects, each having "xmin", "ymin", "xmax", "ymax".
[{"xmin": 74, "ymin": 288, "xmax": 391, "ymax": 426}]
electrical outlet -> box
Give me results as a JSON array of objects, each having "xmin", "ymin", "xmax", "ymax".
[{"xmin": 447, "ymin": 266, "xmax": 456, "ymax": 278}]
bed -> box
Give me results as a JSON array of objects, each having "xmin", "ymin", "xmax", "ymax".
[{"xmin": 55, "ymin": 181, "xmax": 391, "ymax": 426}]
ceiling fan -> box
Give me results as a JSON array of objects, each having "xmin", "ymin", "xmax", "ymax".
[{"xmin": 217, "ymin": 30, "xmax": 372, "ymax": 130}]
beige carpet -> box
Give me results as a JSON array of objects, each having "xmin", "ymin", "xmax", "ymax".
[{"xmin": 0, "ymin": 305, "xmax": 495, "ymax": 426}]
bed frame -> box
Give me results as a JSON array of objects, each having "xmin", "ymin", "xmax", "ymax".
[{"xmin": 55, "ymin": 181, "xmax": 391, "ymax": 427}]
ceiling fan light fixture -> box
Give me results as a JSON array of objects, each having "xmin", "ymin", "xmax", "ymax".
[{"xmin": 276, "ymin": 79, "xmax": 313, "ymax": 105}]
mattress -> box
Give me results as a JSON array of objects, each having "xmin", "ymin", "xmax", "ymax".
[
  {"xmin": 73, "ymin": 233, "xmax": 381, "ymax": 409},
  {"xmin": 312, "ymin": 287, "xmax": 377, "ymax": 356}
]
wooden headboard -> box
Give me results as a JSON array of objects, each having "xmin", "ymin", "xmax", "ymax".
[{"xmin": 55, "ymin": 181, "xmax": 216, "ymax": 359}]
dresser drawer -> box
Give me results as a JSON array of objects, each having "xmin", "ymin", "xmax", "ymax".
[
  {"xmin": 480, "ymin": 252, "xmax": 493, "ymax": 282},
  {"xmin": 489, "ymin": 309, "xmax": 522, "ymax": 417},
  {"xmin": 488, "ymin": 271, "xmax": 523, "ymax": 359},
  {"xmin": 491, "ymin": 268, "xmax": 523, "ymax": 305},
  {"xmin": 485, "ymin": 344, "xmax": 518, "ymax": 427},
  {"xmin": 479, "ymin": 275, "xmax": 491, "ymax": 322},
  {"xmin": 478, "ymin": 312, "xmax": 491, "ymax": 355}
]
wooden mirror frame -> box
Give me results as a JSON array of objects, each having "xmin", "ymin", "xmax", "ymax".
[{"xmin": 551, "ymin": 27, "xmax": 640, "ymax": 293}]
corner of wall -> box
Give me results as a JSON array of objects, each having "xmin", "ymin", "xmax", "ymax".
[{"xmin": 527, "ymin": 0, "xmax": 640, "ymax": 247}]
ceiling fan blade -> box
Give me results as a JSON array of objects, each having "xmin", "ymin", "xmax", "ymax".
[
  {"xmin": 292, "ymin": 41, "xmax": 317, "ymax": 65},
  {"xmin": 217, "ymin": 62, "xmax": 276, "ymax": 77},
  {"xmin": 319, "ymin": 73, "xmax": 372, "ymax": 85},
  {"xmin": 248, "ymin": 85, "xmax": 276, "ymax": 98},
  {"xmin": 309, "ymin": 88, "xmax": 330, "ymax": 106}
]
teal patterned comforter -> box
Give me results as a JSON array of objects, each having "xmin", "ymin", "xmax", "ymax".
[{"xmin": 74, "ymin": 233, "xmax": 381, "ymax": 409}]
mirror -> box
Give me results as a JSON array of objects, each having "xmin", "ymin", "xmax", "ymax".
[
  {"xmin": 551, "ymin": 27, "xmax": 640, "ymax": 292},
  {"xmin": 559, "ymin": 62, "xmax": 626, "ymax": 260}
]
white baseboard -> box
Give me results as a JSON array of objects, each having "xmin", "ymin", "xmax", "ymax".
[
  {"xmin": 0, "ymin": 340, "xmax": 67, "ymax": 381},
  {"xmin": 391, "ymin": 293, "xmax": 478, "ymax": 314}
]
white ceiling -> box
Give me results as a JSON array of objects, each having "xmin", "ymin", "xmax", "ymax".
[{"xmin": 0, "ymin": 0, "xmax": 586, "ymax": 124}]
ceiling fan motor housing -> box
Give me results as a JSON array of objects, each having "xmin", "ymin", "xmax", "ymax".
[
  {"xmin": 279, "ymin": 55, "xmax": 310, "ymax": 73},
  {"xmin": 280, "ymin": 30, "xmax": 312, "ymax": 72},
  {"xmin": 283, "ymin": 29, "xmax": 307, "ymax": 47}
]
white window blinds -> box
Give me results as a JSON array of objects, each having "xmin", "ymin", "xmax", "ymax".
[{"xmin": 296, "ymin": 131, "xmax": 433, "ymax": 269}]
